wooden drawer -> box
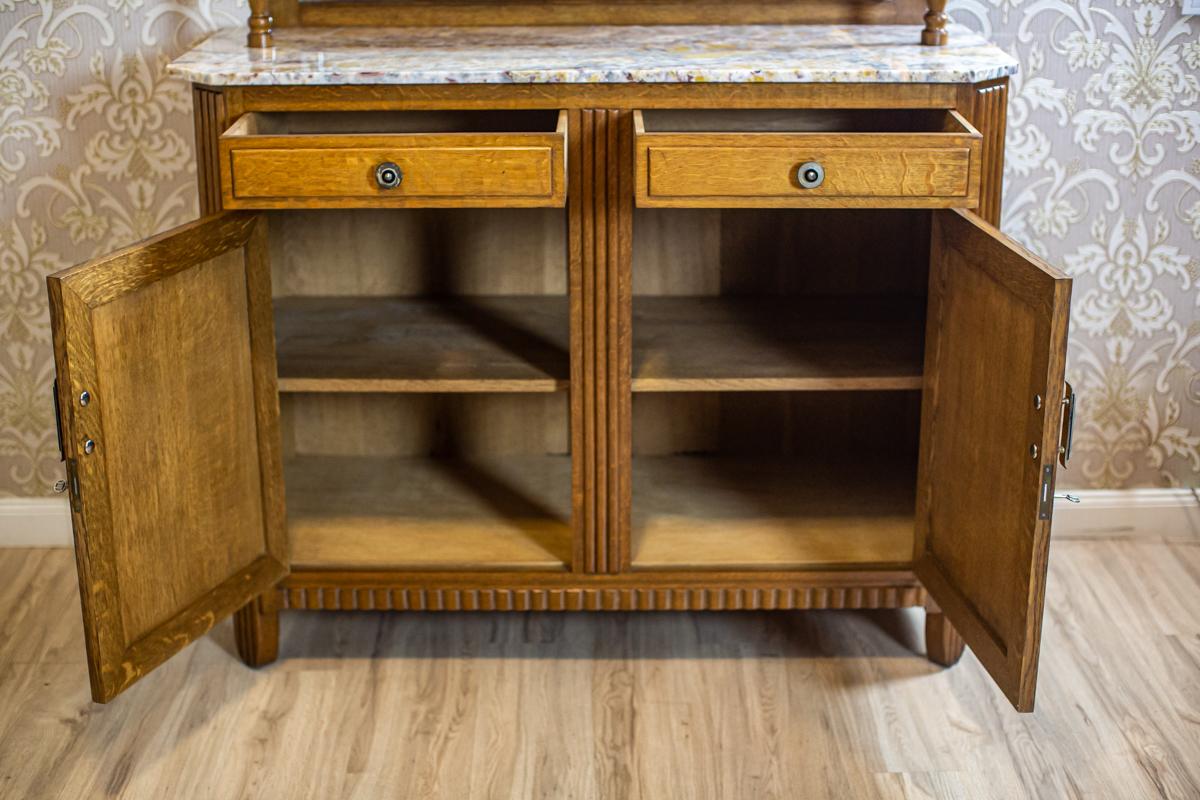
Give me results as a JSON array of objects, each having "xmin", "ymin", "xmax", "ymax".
[
  {"xmin": 219, "ymin": 110, "xmax": 567, "ymax": 208},
  {"xmin": 634, "ymin": 109, "xmax": 982, "ymax": 208}
]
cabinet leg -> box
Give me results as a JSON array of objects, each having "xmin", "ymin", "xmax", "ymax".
[
  {"xmin": 234, "ymin": 591, "xmax": 279, "ymax": 668},
  {"xmin": 925, "ymin": 601, "xmax": 965, "ymax": 666}
]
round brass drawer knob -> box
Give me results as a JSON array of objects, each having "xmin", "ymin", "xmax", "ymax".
[
  {"xmin": 375, "ymin": 162, "xmax": 402, "ymax": 190},
  {"xmin": 797, "ymin": 161, "xmax": 824, "ymax": 189}
]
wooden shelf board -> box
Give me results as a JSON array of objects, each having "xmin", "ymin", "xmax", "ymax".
[
  {"xmin": 632, "ymin": 455, "xmax": 915, "ymax": 570},
  {"xmin": 632, "ymin": 296, "xmax": 925, "ymax": 392},
  {"xmin": 286, "ymin": 454, "xmax": 572, "ymax": 570},
  {"xmin": 275, "ymin": 295, "xmax": 569, "ymax": 393}
]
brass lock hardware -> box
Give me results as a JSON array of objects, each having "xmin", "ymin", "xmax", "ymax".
[{"xmin": 375, "ymin": 162, "xmax": 402, "ymax": 190}]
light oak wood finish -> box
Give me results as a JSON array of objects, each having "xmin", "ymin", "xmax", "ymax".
[
  {"xmin": 3, "ymin": 538, "xmax": 1200, "ymax": 797},
  {"xmin": 233, "ymin": 590, "xmax": 279, "ymax": 667},
  {"xmin": 46, "ymin": 213, "xmax": 288, "ymax": 702},
  {"xmin": 572, "ymin": 108, "xmax": 633, "ymax": 575},
  {"xmin": 630, "ymin": 455, "xmax": 915, "ymax": 570},
  {"xmin": 924, "ymin": 597, "xmax": 965, "ymax": 666},
  {"xmin": 281, "ymin": 393, "xmax": 570, "ymax": 458},
  {"xmin": 219, "ymin": 110, "xmax": 567, "ymax": 209},
  {"xmin": 960, "ymin": 79, "xmax": 1009, "ymax": 226},
  {"xmin": 249, "ymin": 0, "xmax": 942, "ymax": 43},
  {"xmin": 913, "ymin": 209, "xmax": 1072, "ymax": 712},
  {"xmin": 285, "ymin": 454, "xmax": 573, "ymax": 570},
  {"xmin": 47, "ymin": 73, "xmax": 1066, "ymax": 711},
  {"xmin": 274, "ymin": 295, "xmax": 569, "ymax": 393},
  {"xmin": 247, "ymin": 0, "xmax": 273, "ymax": 46},
  {"xmin": 921, "ymin": 0, "xmax": 949, "ymax": 46},
  {"xmin": 191, "ymin": 86, "xmax": 229, "ymax": 216},
  {"xmin": 631, "ymin": 295, "xmax": 924, "ymax": 392},
  {"xmin": 193, "ymin": 90, "xmax": 285, "ymax": 667},
  {"xmin": 630, "ymin": 208, "xmax": 931, "ymax": 299},
  {"xmin": 267, "ymin": 208, "xmax": 566, "ymax": 297},
  {"xmin": 630, "ymin": 391, "xmax": 921, "ymax": 460},
  {"xmin": 634, "ymin": 109, "xmax": 982, "ymax": 208},
  {"xmin": 280, "ymin": 0, "xmax": 932, "ymax": 28},
  {"xmin": 278, "ymin": 573, "xmax": 924, "ymax": 611},
  {"xmin": 235, "ymin": 82, "xmax": 963, "ymax": 113}
]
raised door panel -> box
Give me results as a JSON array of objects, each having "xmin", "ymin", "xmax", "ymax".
[
  {"xmin": 915, "ymin": 209, "xmax": 1071, "ymax": 712},
  {"xmin": 47, "ymin": 212, "xmax": 287, "ymax": 702}
]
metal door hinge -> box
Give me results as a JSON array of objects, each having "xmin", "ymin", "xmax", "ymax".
[
  {"xmin": 52, "ymin": 379, "xmax": 65, "ymax": 463},
  {"xmin": 64, "ymin": 458, "xmax": 82, "ymax": 513},
  {"xmin": 1058, "ymin": 381, "xmax": 1076, "ymax": 468},
  {"xmin": 1038, "ymin": 464, "xmax": 1054, "ymax": 521}
]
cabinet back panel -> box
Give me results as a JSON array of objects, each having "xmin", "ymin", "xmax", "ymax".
[
  {"xmin": 631, "ymin": 208, "xmax": 929, "ymax": 452},
  {"xmin": 629, "ymin": 391, "xmax": 920, "ymax": 570},
  {"xmin": 269, "ymin": 209, "xmax": 567, "ymax": 296},
  {"xmin": 281, "ymin": 393, "xmax": 569, "ymax": 457},
  {"xmin": 633, "ymin": 208, "xmax": 930, "ymax": 296},
  {"xmin": 632, "ymin": 391, "xmax": 921, "ymax": 457}
]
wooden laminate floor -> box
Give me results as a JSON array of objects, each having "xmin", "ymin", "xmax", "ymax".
[{"xmin": 1, "ymin": 534, "xmax": 1199, "ymax": 799}]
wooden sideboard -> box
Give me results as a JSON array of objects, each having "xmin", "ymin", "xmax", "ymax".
[{"xmin": 46, "ymin": 23, "xmax": 1072, "ymax": 713}]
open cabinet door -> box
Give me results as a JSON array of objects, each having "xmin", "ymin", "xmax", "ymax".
[
  {"xmin": 47, "ymin": 213, "xmax": 287, "ymax": 703},
  {"xmin": 916, "ymin": 209, "xmax": 1071, "ymax": 712}
]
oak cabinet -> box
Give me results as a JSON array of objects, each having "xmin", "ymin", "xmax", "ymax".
[{"xmin": 47, "ymin": 31, "xmax": 1071, "ymax": 713}]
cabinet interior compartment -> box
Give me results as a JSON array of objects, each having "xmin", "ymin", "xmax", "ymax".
[
  {"xmin": 230, "ymin": 109, "xmax": 565, "ymax": 136},
  {"xmin": 270, "ymin": 208, "xmax": 573, "ymax": 570},
  {"xmin": 637, "ymin": 108, "xmax": 970, "ymax": 135},
  {"xmin": 630, "ymin": 208, "xmax": 930, "ymax": 570}
]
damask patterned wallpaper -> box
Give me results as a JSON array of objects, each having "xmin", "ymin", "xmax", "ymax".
[{"xmin": 0, "ymin": 1, "xmax": 1197, "ymax": 497}]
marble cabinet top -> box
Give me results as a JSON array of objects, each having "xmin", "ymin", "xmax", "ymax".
[{"xmin": 168, "ymin": 24, "xmax": 1017, "ymax": 86}]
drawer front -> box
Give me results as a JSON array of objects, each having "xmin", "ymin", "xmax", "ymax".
[
  {"xmin": 634, "ymin": 113, "xmax": 981, "ymax": 209},
  {"xmin": 220, "ymin": 113, "xmax": 566, "ymax": 209}
]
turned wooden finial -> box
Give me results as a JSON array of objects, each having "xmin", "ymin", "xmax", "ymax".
[
  {"xmin": 921, "ymin": 0, "xmax": 949, "ymax": 46},
  {"xmin": 248, "ymin": 0, "xmax": 273, "ymax": 48}
]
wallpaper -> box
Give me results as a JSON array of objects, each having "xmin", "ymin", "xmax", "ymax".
[{"xmin": 0, "ymin": 1, "xmax": 1197, "ymax": 496}]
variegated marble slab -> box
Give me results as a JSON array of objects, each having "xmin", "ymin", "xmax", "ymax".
[{"xmin": 169, "ymin": 24, "xmax": 1017, "ymax": 86}]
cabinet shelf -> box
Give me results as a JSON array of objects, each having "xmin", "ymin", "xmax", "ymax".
[
  {"xmin": 631, "ymin": 455, "xmax": 915, "ymax": 570},
  {"xmin": 275, "ymin": 295, "xmax": 569, "ymax": 393},
  {"xmin": 632, "ymin": 296, "xmax": 925, "ymax": 392},
  {"xmin": 285, "ymin": 454, "xmax": 572, "ymax": 570}
]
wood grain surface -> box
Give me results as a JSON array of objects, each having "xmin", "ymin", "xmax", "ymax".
[
  {"xmin": 220, "ymin": 111, "xmax": 567, "ymax": 209},
  {"xmin": 47, "ymin": 212, "xmax": 288, "ymax": 703},
  {"xmin": 2, "ymin": 534, "xmax": 1198, "ymax": 798},
  {"xmin": 274, "ymin": 295, "xmax": 570, "ymax": 393},
  {"xmin": 278, "ymin": 0, "xmax": 932, "ymax": 28},
  {"xmin": 914, "ymin": 209, "xmax": 1071, "ymax": 712},
  {"xmin": 284, "ymin": 454, "xmax": 573, "ymax": 570},
  {"xmin": 629, "ymin": 454, "xmax": 915, "ymax": 569},
  {"xmin": 633, "ymin": 109, "xmax": 981, "ymax": 208},
  {"xmin": 631, "ymin": 295, "xmax": 925, "ymax": 391},
  {"xmin": 234, "ymin": 82, "xmax": 962, "ymax": 113}
]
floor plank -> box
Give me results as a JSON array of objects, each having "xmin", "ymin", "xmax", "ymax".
[{"xmin": 0, "ymin": 540, "xmax": 1198, "ymax": 799}]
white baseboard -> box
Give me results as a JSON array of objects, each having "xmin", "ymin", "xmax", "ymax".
[
  {"xmin": 1051, "ymin": 488, "xmax": 1200, "ymax": 540},
  {"xmin": 0, "ymin": 489, "xmax": 1196, "ymax": 548},
  {"xmin": 0, "ymin": 497, "xmax": 73, "ymax": 547}
]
